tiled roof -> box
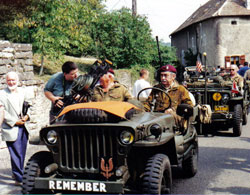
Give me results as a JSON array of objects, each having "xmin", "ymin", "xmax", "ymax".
[{"xmin": 171, "ymin": 0, "xmax": 250, "ymax": 35}]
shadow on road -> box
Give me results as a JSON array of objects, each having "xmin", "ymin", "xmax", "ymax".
[
  {"xmin": 199, "ymin": 130, "xmax": 236, "ymax": 137},
  {"xmin": 210, "ymin": 186, "xmax": 250, "ymax": 194},
  {"xmin": 172, "ymin": 145, "xmax": 250, "ymax": 194}
]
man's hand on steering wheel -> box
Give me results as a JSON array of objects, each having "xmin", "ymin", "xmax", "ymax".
[{"xmin": 137, "ymin": 87, "xmax": 172, "ymax": 111}]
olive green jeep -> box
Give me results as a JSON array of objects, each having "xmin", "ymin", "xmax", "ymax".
[
  {"xmin": 21, "ymin": 88, "xmax": 198, "ymax": 194},
  {"xmin": 186, "ymin": 72, "xmax": 249, "ymax": 136}
]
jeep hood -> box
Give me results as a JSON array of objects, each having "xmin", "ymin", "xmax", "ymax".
[{"xmin": 57, "ymin": 101, "xmax": 140, "ymax": 119}]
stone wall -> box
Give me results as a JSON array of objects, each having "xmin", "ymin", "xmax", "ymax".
[
  {"xmin": 0, "ymin": 40, "xmax": 50, "ymax": 144},
  {"xmin": 115, "ymin": 70, "xmax": 132, "ymax": 93}
]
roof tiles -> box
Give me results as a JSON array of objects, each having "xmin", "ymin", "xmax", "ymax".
[{"xmin": 171, "ymin": 0, "xmax": 250, "ymax": 35}]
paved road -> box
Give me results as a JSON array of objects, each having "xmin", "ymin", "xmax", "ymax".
[
  {"xmin": 172, "ymin": 114, "xmax": 250, "ymax": 194},
  {"xmin": 0, "ymin": 142, "xmax": 47, "ymax": 194},
  {"xmin": 1, "ymin": 115, "xmax": 250, "ymax": 194}
]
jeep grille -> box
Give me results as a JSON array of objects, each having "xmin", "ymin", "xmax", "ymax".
[
  {"xmin": 57, "ymin": 127, "xmax": 118, "ymax": 173},
  {"xmin": 191, "ymin": 91, "xmax": 230, "ymax": 111}
]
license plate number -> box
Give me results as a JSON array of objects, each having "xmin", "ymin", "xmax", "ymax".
[
  {"xmin": 214, "ymin": 105, "xmax": 229, "ymax": 112},
  {"xmin": 49, "ymin": 180, "xmax": 107, "ymax": 192}
]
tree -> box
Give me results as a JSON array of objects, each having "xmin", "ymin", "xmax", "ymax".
[
  {"xmin": 88, "ymin": 8, "xmax": 155, "ymax": 68},
  {"xmin": 151, "ymin": 41, "xmax": 178, "ymax": 69},
  {"xmin": 0, "ymin": 0, "xmax": 102, "ymax": 74}
]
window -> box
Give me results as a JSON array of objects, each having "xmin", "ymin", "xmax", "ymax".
[
  {"xmin": 231, "ymin": 20, "xmax": 237, "ymax": 25},
  {"xmin": 231, "ymin": 56, "xmax": 239, "ymax": 65},
  {"xmin": 225, "ymin": 55, "xmax": 245, "ymax": 68}
]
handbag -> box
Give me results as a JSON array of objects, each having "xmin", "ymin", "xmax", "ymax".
[{"xmin": 22, "ymin": 101, "xmax": 31, "ymax": 116}]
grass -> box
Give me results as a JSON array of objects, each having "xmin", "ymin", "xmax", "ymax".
[
  {"xmin": 32, "ymin": 54, "xmax": 156, "ymax": 86},
  {"xmin": 33, "ymin": 54, "xmax": 97, "ymax": 82}
]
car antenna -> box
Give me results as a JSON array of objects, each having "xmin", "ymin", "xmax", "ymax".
[{"xmin": 203, "ymin": 52, "xmax": 207, "ymax": 104}]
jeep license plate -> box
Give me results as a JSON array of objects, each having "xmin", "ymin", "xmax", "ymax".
[{"xmin": 214, "ymin": 105, "xmax": 229, "ymax": 112}]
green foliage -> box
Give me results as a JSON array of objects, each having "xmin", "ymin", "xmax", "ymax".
[
  {"xmin": 0, "ymin": 0, "xmax": 178, "ymax": 73},
  {"xmin": 151, "ymin": 42, "xmax": 178, "ymax": 69},
  {"xmin": 0, "ymin": 0, "xmax": 101, "ymax": 59},
  {"xmin": 30, "ymin": 0, "xmax": 96, "ymax": 58},
  {"xmin": 184, "ymin": 48, "xmax": 197, "ymax": 67},
  {"xmin": 88, "ymin": 8, "xmax": 155, "ymax": 68}
]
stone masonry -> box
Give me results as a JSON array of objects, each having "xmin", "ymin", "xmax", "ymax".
[{"xmin": 0, "ymin": 40, "xmax": 50, "ymax": 147}]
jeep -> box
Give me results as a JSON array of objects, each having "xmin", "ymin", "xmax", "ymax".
[
  {"xmin": 21, "ymin": 87, "xmax": 198, "ymax": 194},
  {"xmin": 185, "ymin": 67, "xmax": 249, "ymax": 136}
]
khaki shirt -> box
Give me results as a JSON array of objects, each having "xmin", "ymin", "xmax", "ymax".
[
  {"xmin": 231, "ymin": 73, "xmax": 244, "ymax": 89},
  {"xmin": 144, "ymin": 81, "xmax": 193, "ymax": 112},
  {"xmin": 92, "ymin": 81, "xmax": 132, "ymax": 102}
]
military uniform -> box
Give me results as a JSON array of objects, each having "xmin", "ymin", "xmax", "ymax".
[
  {"xmin": 92, "ymin": 81, "xmax": 132, "ymax": 102},
  {"xmin": 231, "ymin": 73, "xmax": 244, "ymax": 89},
  {"xmin": 144, "ymin": 81, "xmax": 193, "ymax": 112}
]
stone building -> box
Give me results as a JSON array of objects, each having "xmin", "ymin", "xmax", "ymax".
[
  {"xmin": 0, "ymin": 40, "xmax": 50, "ymax": 144},
  {"xmin": 171, "ymin": 0, "xmax": 250, "ymax": 68}
]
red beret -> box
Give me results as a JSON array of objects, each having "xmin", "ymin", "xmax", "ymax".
[
  {"xmin": 108, "ymin": 68, "xmax": 115, "ymax": 75},
  {"xmin": 160, "ymin": 64, "xmax": 177, "ymax": 74}
]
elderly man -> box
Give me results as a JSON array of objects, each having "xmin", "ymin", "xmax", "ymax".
[
  {"xmin": 230, "ymin": 64, "xmax": 244, "ymax": 89},
  {"xmin": 0, "ymin": 72, "xmax": 30, "ymax": 186},
  {"xmin": 92, "ymin": 69, "xmax": 132, "ymax": 102},
  {"xmin": 144, "ymin": 65, "xmax": 193, "ymax": 124},
  {"xmin": 44, "ymin": 61, "xmax": 78, "ymax": 120}
]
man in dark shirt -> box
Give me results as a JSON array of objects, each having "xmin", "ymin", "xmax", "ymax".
[
  {"xmin": 238, "ymin": 61, "xmax": 249, "ymax": 77},
  {"xmin": 44, "ymin": 61, "xmax": 78, "ymax": 119}
]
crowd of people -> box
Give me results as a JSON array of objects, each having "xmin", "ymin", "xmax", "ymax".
[
  {"xmin": 1, "ymin": 59, "xmax": 249, "ymax": 186},
  {"xmin": 0, "ymin": 62, "xmax": 191, "ymax": 186}
]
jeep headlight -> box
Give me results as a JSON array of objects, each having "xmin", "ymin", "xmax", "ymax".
[
  {"xmin": 47, "ymin": 130, "xmax": 58, "ymax": 144},
  {"xmin": 213, "ymin": 93, "xmax": 222, "ymax": 101},
  {"xmin": 222, "ymin": 94, "xmax": 229, "ymax": 101},
  {"xmin": 120, "ymin": 131, "xmax": 134, "ymax": 145},
  {"xmin": 150, "ymin": 124, "xmax": 162, "ymax": 138}
]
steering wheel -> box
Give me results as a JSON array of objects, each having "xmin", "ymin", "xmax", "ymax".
[{"xmin": 137, "ymin": 87, "xmax": 172, "ymax": 111}]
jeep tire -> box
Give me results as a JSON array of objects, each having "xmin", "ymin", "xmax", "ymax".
[
  {"xmin": 142, "ymin": 154, "xmax": 172, "ymax": 194},
  {"xmin": 233, "ymin": 104, "xmax": 242, "ymax": 136},
  {"xmin": 242, "ymin": 108, "xmax": 248, "ymax": 125},
  {"xmin": 65, "ymin": 108, "xmax": 109, "ymax": 123},
  {"xmin": 182, "ymin": 147, "xmax": 198, "ymax": 177},
  {"xmin": 22, "ymin": 151, "xmax": 53, "ymax": 194}
]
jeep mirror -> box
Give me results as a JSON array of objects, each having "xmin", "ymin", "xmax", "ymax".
[{"xmin": 177, "ymin": 104, "xmax": 193, "ymax": 119}]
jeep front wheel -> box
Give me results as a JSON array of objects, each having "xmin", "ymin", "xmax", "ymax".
[
  {"xmin": 22, "ymin": 151, "xmax": 53, "ymax": 194},
  {"xmin": 242, "ymin": 108, "xmax": 248, "ymax": 125},
  {"xmin": 142, "ymin": 154, "xmax": 172, "ymax": 194},
  {"xmin": 233, "ymin": 104, "xmax": 242, "ymax": 136}
]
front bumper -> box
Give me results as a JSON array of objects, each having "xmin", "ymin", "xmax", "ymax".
[
  {"xmin": 34, "ymin": 177, "xmax": 124, "ymax": 193},
  {"xmin": 211, "ymin": 112, "xmax": 233, "ymax": 122}
]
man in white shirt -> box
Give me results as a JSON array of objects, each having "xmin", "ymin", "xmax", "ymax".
[{"xmin": 133, "ymin": 69, "xmax": 151, "ymax": 99}]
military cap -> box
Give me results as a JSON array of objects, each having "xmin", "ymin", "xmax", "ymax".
[
  {"xmin": 160, "ymin": 64, "xmax": 177, "ymax": 74},
  {"xmin": 108, "ymin": 68, "xmax": 115, "ymax": 75}
]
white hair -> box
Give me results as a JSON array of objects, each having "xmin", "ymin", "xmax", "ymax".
[
  {"xmin": 6, "ymin": 71, "xmax": 19, "ymax": 82},
  {"xmin": 107, "ymin": 72, "xmax": 115, "ymax": 78},
  {"xmin": 231, "ymin": 64, "xmax": 239, "ymax": 71}
]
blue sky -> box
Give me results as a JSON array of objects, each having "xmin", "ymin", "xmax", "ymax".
[{"xmin": 104, "ymin": 0, "xmax": 209, "ymax": 43}]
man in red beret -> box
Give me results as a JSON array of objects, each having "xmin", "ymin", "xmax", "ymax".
[
  {"xmin": 144, "ymin": 64, "xmax": 193, "ymax": 124},
  {"xmin": 92, "ymin": 69, "xmax": 132, "ymax": 102}
]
